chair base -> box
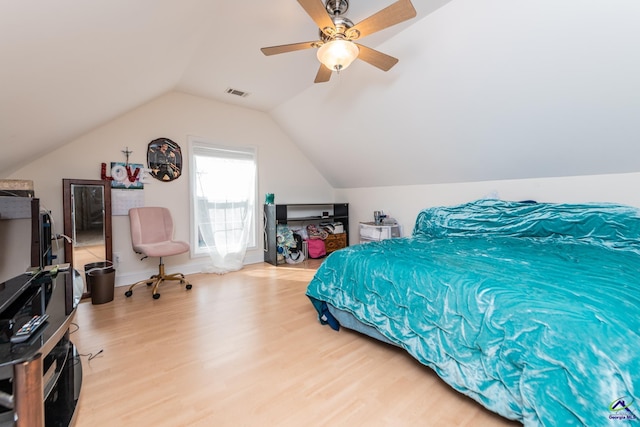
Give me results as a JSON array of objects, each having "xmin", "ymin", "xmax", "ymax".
[{"xmin": 124, "ymin": 261, "xmax": 192, "ymax": 299}]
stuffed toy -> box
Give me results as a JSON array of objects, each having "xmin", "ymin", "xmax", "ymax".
[
  {"xmin": 277, "ymin": 225, "xmax": 305, "ymax": 264},
  {"xmin": 306, "ymin": 224, "xmax": 328, "ymax": 240}
]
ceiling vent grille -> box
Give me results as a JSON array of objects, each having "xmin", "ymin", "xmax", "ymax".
[{"xmin": 225, "ymin": 88, "xmax": 250, "ymax": 98}]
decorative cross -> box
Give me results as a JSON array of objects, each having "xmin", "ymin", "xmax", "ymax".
[{"xmin": 122, "ymin": 147, "xmax": 133, "ymax": 166}]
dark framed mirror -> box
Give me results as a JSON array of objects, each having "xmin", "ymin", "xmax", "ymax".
[{"xmin": 63, "ymin": 179, "xmax": 112, "ymax": 299}]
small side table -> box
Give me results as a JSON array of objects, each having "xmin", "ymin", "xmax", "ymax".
[{"xmin": 359, "ymin": 222, "xmax": 402, "ymax": 243}]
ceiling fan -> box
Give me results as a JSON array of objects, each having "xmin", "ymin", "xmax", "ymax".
[{"xmin": 261, "ymin": 0, "xmax": 417, "ymax": 83}]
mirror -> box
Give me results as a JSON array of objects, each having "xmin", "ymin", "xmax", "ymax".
[{"xmin": 63, "ymin": 179, "xmax": 112, "ymax": 299}]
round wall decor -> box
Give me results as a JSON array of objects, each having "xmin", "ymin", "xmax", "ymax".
[{"xmin": 147, "ymin": 138, "xmax": 182, "ymax": 182}]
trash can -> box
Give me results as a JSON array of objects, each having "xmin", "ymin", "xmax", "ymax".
[{"xmin": 85, "ymin": 262, "xmax": 115, "ymax": 305}]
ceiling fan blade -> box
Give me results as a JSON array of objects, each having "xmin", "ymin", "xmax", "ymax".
[
  {"xmin": 349, "ymin": 0, "xmax": 417, "ymax": 39},
  {"xmin": 314, "ymin": 64, "xmax": 333, "ymax": 83},
  {"xmin": 355, "ymin": 44, "xmax": 399, "ymax": 71},
  {"xmin": 261, "ymin": 41, "xmax": 317, "ymax": 56},
  {"xmin": 297, "ymin": 0, "xmax": 335, "ymax": 32}
]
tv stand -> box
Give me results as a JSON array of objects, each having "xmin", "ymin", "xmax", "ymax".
[{"xmin": 0, "ymin": 272, "xmax": 81, "ymax": 426}]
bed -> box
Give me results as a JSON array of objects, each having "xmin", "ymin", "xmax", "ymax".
[{"xmin": 306, "ymin": 199, "xmax": 640, "ymax": 426}]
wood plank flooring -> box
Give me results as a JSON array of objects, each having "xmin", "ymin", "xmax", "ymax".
[{"xmin": 70, "ymin": 263, "xmax": 521, "ymax": 427}]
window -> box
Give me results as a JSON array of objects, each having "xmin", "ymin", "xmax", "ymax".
[{"xmin": 189, "ymin": 138, "xmax": 257, "ymax": 261}]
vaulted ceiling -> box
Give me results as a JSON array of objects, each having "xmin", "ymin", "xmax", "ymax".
[{"xmin": 2, "ymin": 0, "xmax": 640, "ymax": 188}]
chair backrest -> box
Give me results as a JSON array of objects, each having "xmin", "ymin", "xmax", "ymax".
[{"xmin": 129, "ymin": 207, "xmax": 175, "ymax": 247}]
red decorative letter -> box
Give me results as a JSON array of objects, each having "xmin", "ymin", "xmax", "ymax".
[
  {"xmin": 101, "ymin": 163, "xmax": 114, "ymax": 181},
  {"xmin": 126, "ymin": 166, "xmax": 140, "ymax": 183}
]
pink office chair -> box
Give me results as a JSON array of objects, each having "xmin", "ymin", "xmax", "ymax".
[{"xmin": 125, "ymin": 207, "xmax": 192, "ymax": 299}]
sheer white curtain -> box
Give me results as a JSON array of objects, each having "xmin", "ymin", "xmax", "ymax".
[{"xmin": 191, "ymin": 142, "xmax": 256, "ymax": 274}]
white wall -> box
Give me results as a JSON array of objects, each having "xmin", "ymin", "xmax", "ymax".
[
  {"xmin": 9, "ymin": 91, "xmax": 335, "ymax": 285},
  {"xmin": 272, "ymin": 0, "xmax": 640, "ymax": 189},
  {"xmin": 8, "ymin": 89, "xmax": 640, "ymax": 287},
  {"xmin": 337, "ymin": 172, "xmax": 640, "ymax": 241}
]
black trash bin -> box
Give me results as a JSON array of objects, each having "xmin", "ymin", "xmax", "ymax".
[{"xmin": 85, "ymin": 262, "xmax": 115, "ymax": 305}]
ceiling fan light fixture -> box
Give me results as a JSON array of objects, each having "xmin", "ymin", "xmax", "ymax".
[
  {"xmin": 261, "ymin": 0, "xmax": 416, "ymax": 82},
  {"xmin": 317, "ymin": 39, "xmax": 359, "ymax": 72}
]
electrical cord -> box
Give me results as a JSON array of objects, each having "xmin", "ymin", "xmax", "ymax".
[
  {"xmin": 69, "ymin": 323, "xmax": 104, "ymax": 363},
  {"xmin": 72, "ymin": 349, "xmax": 104, "ymax": 367},
  {"xmin": 77, "ymin": 349, "xmax": 104, "ymax": 361}
]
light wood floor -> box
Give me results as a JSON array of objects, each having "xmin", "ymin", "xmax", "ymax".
[{"xmin": 71, "ymin": 263, "xmax": 521, "ymax": 427}]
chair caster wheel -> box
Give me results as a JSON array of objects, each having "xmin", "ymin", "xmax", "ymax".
[
  {"xmin": 186, "ymin": 284, "xmax": 192, "ymax": 290},
  {"xmin": 125, "ymin": 290, "xmax": 133, "ymax": 297},
  {"xmin": 153, "ymin": 293, "xmax": 161, "ymax": 300}
]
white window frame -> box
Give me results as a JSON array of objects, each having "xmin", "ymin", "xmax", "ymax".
[{"xmin": 188, "ymin": 136, "xmax": 258, "ymax": 258}]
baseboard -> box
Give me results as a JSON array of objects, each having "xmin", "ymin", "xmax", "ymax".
[{"xmin": 114, "ymin": 252, "xmax": 265, "ymax": 287}]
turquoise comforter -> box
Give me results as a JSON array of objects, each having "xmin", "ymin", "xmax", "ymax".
[{"xmin": 306, "ymin": 200, "xmax": 640, "ymax": 426}]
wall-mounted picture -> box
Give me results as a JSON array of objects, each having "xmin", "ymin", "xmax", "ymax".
[{"xmin": 147, "ymin": 138, "xmax": 182, "ymax": 182}]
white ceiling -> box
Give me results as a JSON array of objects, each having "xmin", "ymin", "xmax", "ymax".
[{"xmin": 2, "ymin": 0, "xmax": 640, "ymax": 188}]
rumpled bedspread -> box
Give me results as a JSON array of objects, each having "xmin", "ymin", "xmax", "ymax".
[{"xmin": 306, "ymin": 200, "xmax": 640, "ymax": 426}]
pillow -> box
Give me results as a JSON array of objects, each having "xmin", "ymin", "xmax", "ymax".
[{"xmin": 413, "ymin": 199, "xmax": 640, "ymax": 252}]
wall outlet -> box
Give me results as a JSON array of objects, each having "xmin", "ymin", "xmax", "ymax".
[{"xmin": 113, "ymin": 252, "xmax": 121, "ymax": 268}]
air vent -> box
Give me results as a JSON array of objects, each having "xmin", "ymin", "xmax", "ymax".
[{"xmin": 225, "ymin": 88, "xmax": 250, "ymax": 98}]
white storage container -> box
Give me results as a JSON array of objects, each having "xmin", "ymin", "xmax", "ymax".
[{"xmin": 359, "ymin": 222, "xmax": 402, "ymax": 243}]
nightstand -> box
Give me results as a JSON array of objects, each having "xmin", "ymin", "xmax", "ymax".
[{"xmin": 359, "ymin": 222, "xmax": 402, "ymax": 243}]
